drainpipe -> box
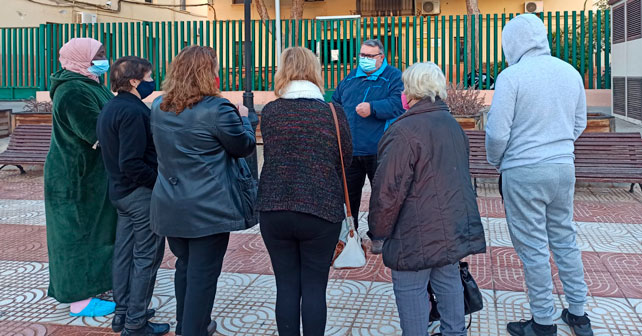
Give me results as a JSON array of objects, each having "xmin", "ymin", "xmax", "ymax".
[{"xmin": 275, "ymin": 0, "xmax": 282, "ymax": 66}]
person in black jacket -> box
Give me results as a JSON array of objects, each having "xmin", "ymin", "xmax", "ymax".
[
  {"xmin": 96, "ymin": 56, "xmax": 169, "ymax": 336},
  {"xmin": 368, "ymin": 62, "xmax": 486, "ymax": 336},
  {"xmin": 150, "ymin": 46, "xmax": 256, "ymax": 336}
]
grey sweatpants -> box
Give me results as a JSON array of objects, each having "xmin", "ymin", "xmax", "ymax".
[{"xmin": 502, "ymin": 163, "xmax": 588, "ymax": 325}]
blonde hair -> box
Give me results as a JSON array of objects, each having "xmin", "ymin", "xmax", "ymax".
[
  {"xmin": 402, "ymin": 62, "xmax": 448, "ymax": 102},
  {"xmin": 161, "ymin": 46, "xmax": 220, "ymax": 114},
  {"xmin": 274, "ymin": 47, "xmax": 325, "ymax": 97}
]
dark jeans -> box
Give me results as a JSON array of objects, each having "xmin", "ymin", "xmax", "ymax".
[
  {"xmin": 168, "ymin": 233, "xmax": 230, "ymax": 336},
  {"xmin": 345, "ymin": 155, "xmax": 378, "ymax": 230},
  {"xmin": 112, "ymin": 187, "xmax": 166, "ymax": 330},
  {"xmin": 260, "ymin": 211, "xmax": 342, "ymax": 336}
]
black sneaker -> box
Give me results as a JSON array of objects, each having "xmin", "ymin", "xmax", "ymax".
[
  {"xmin": 112, "ymin": 309, "xmax": 157, "ymax": 332},
  {"xmin": 507, "ymin": 319, "xmax": 557, "ymax": 336},
  {"xmin": 561, "ymin": 309, "xmax": 594, "ymax": 336},
  {"xmin": 121, "ymin": 321, "xmax": 169, "ymax": 336}
]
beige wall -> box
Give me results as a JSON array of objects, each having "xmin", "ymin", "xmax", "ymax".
[
  {"xmin": 3, "ymin": 0, "xmax": 208, "ymax": 27},
  {"xmin": 212, "ymin": 0, "xmax": 590, "ymax": 20}
]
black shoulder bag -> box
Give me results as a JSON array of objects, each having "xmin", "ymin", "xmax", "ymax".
[{"xmin": 427, "ymin": 261, "xmax": 484, "ymax": 330}]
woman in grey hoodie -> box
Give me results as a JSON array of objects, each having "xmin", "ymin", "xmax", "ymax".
[{"xmin": 485, "ymin": 14, "xmax": 593, "ymax": 336}]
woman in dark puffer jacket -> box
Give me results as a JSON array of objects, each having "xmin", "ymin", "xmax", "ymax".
[{"xmin": 368, "ymin": 62, "xmax": 486, "ymax": 336}]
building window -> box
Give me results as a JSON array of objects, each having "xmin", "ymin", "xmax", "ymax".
[
  {"xmin": 144, "ymin": 0, "xmax": 152, "ymax": 3},
  {"xmin": 356, "ymin": 0, "xmax": 414, "ymax": 17},
  {"xmin": 232, "ymin": 0, "xmax": 243, "ymax": 4},
  {"xmin": 180, "ymin": 0, "xmax": 186, "ymax": 10}
]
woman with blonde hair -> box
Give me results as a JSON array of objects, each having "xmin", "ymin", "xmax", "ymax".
[
  {"xmin": 258, "ymin": 46, "xmax": 352, "ymax": 336},
  {"xmin": 150, "ymin": 46, "xmax": 256, "ymax": 336}
]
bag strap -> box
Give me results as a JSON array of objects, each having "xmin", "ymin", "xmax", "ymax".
[{"xmin": 329, "ymin": 103, "xmax": 352, "ymax": 218}]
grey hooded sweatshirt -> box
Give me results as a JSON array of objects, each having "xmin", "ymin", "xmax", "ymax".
[{"xmin": 485, "ymin": 14, "xmax": 587, "ymax": 171}]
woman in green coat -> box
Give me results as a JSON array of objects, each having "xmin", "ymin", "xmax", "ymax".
[{"xmin": 45, "ymin": 38, "xmax": 118, "ymax": 317}]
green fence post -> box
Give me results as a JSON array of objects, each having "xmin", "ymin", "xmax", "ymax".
[
  {"xmin": 419, "ymin": 16, "xmax": 424, "ymax": 63},
  {"xmin": 493, "ymin": 14, "xmax": 498, "ymax": 83},
  {"xmin": 595, "ymin": 10, "xmax": 602, "ymax": 89},
  {"xmin": 604, "ymin": 10, "xmax": 610, "ymax": 89},
  {"xmin": 580, "ymin": 11, "xmax": 585, "ymax": 79},
  {"xmin": 18, "ymin": 28, "xmax": 23, "ymax": 87},
  {"xmin": 238, "ymin": 20, "xmax": 243, "ymax": 90},
  {"xmin": 470, "ymin": 15, "xmax": 475, "ymax": 87},
  {"xmin": 38, "ymin": 24, "xmax": 46, "ymax": 90},
  {"xmin": 391, "ymin": 17, "xmax": 396, "ymax": 66},
  {"xmin": 478, "ymin": 14, "xmax": 483, "ymax": 89},
  {"xmin": 413, "ymin": 16, "xmax": 417, "ymax": 64},
  {"xmin": 323, "ymin": 20, "xmax": 328, "ymax": 89},
  {"xmin": 449, "ymin": 15, "xmax": 453, "ymax": 83},
  {"xmin": 547, "ymin": 12, "xmax": 553, "ymax": 52},
  {"xmin": 463, "ymin": 15, "xmax": 467, "ymax": 87},
  {"xmin": 406, "ymin": 17, "xmax": 411, "ymax": 69},
  {"xmin": 434, "ymin": 14, "xmax": 439, "ymax": 67},
  {"xmin": 486, "ymin": 13, "xmax": 490, "ymax": 88},
  {"xmin": 161, "ymin": 22, "xmax": 166, "ymax": 84},
  {"xmin": 572, "ymin": 11, "xmax": 577, "ymax": 71},
  {"xmin": 343, "ymin": 19, "xmax": 348, "ymax": 79},
  {"xmin": 563, "ymin": 11, "xmax": 569, "ymax": 63},
  {"xmin": 456, "ymin": 15, "xmax": 461, "ymax": 84},
  {"xmin": 555, "ymin": 12, "xmax": 561, "ymax": 59},
  {"xmin": 330, "ymin": 20, "xmax": 335, "ymax": 90},
  {"xmin": 30, "ymin": 28, "xmax": 35, "ymax": 87},
  {"xmin": 501, "ymin": 14, "xmax": 506, "ymax": 70},
  {"xmin": 588, "ymin": 11, "xmax": 594, "ymax": 89},
  {"xmin": 440, "ymin": 15, "xmax": 448, "ymax": 76}
]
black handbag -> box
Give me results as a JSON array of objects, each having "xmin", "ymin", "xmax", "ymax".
[{"xmin": 428, "ymin": 261, "xmax": 483, "ymax": 328}]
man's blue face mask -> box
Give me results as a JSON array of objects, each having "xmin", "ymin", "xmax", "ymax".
[
  {"xmin": 359, "ymin": 57, "xmax": 378, "ymax": 73},
  {"xmin": 88, "ymin": 59, "xmax": 110, "ymax": 76}
]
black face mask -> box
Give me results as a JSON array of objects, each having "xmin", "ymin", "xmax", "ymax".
[{"xmin": 136, "ymin": 79, "xmax": 155, "ymax": 100}]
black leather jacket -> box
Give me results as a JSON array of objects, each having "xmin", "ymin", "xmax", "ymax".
[{"xmin": 149, "ymin": 96, "xmax": 256, "ymax": 238}]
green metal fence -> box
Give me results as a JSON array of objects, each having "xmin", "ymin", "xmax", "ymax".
[{"xmin": 0, "ymin": 11, "xmax": 611, "ymax": 100}]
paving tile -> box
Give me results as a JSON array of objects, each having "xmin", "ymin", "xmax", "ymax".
[
  {"xmin": 0, "ymin": 170, "xmax": 44, "ymax": 201},
  {"xmin": 565, "ymin": 295, "xmax": 642, "ymax": 335},
  {"xmin": 0, "ymin": 199, "xmax": 45, "ymax": 225}
]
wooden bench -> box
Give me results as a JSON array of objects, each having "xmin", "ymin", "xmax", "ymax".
[
  {"xmin": 466, "ymin": 130, "xmax": 642, "ymax": 193},
  {"xmin": 0, "ymin": 124, "xmax": 51, "ymax": 174}
]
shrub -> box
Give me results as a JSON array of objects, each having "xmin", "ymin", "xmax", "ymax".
[
  {"xmin": 445, "ymin": 83, "xmax": 484, "ymax": 116},
  {"xmin": 22, "ymin": 98, "xmax": 53, "ymax": 113}
]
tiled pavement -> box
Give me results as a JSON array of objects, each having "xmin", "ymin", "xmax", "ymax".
[{"xmin": 1, "ymin": 169, "xmax": 642, "ymax": 335}]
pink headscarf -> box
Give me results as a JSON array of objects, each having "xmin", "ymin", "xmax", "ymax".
[{"xmin": 59, "ymin": 38, "xmax": 103, "ymax": 82}]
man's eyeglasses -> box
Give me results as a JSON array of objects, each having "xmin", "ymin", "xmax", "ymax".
[{"xmin": 359, "ymin": 53, "xmax": 382, "ymax": 59}]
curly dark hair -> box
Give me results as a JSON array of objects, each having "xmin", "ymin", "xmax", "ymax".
[{"xmin": 160, "ymin": 46, "xmax": 220, "ymax": 114}]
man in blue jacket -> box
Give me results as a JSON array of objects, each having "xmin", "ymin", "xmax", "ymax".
[{"xmin": 332, "ymin": 39, "xmax": 404, "ymax": 253}]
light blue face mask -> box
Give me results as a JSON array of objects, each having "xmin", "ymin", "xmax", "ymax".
[
  {"xmin": 88, "ymin": 60, "xmax": 110, "ymax": 76},
  {"xmin": 359, "ymin": 57, "xmax": 377, "ymax": 73}
]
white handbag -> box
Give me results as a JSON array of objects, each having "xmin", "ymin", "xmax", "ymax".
[{"xmin": 329, "ymin": 103, "xmax": 367, "ymax": 269}]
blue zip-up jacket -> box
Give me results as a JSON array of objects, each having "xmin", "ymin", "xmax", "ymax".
[{"xmin": 332, "ymin": 60, "xmax": 404, "ymax": 156}]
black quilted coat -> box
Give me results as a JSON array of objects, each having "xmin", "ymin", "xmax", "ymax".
[{"xmin": 368, "ymin": 97, "xmax": 486, "ymax": 271}]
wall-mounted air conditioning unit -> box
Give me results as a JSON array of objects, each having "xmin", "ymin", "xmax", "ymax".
[
  {"xmin": 75, "ymin": 12, "xmax": 97, "ymax": 24},
  {"xmin": 421, "ymin": 1, "xmax": 440, "ymax": 15},
  {"xmin": 524, "ymin": 1, "xmax": 544, "ymax": 14}
]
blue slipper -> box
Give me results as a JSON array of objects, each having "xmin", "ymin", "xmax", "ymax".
[{"xmin": 69, "ymin": 298, "xmax": 116, "ymax": 317}]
